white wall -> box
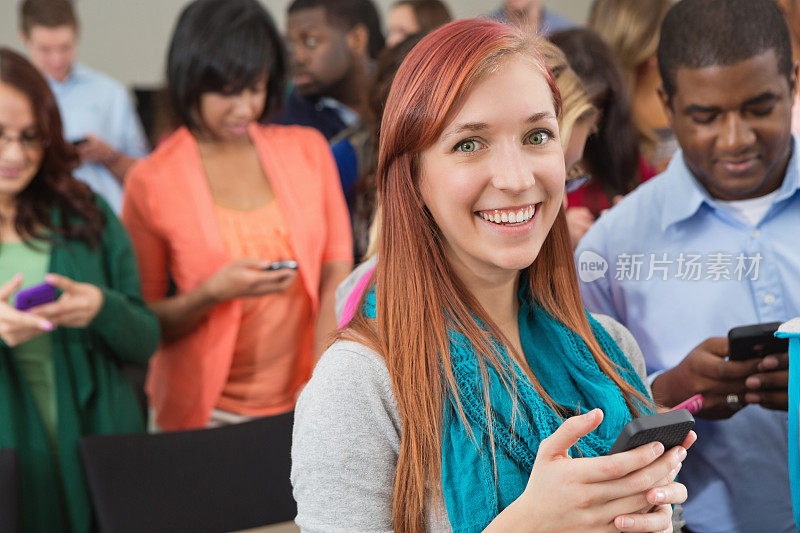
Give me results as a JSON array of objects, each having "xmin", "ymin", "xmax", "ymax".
[{"xmin": 0, "ymin": 0, "xmax": 593, "ymax": 88}]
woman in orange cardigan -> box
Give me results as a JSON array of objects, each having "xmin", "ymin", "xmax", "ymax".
[{"xmin": 122, "ymin": 0, "xmax": 352, "ymax": 430}]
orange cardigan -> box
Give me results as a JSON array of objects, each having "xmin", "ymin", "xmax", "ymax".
[{"xmin": 122, "ymin": 124, "xmax": 352, "ymax": 430}]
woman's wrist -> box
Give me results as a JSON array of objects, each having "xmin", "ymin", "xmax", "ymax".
[
  {"xmin": 196, "ymin": 279, "xmax": 222, "ymax": 307},
  {"xmin": 483, "ymin": 495, "xmax": 538, "ymax": 532}
]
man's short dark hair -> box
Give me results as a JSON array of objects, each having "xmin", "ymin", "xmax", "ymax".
[
  {"xmin": 166, "ymin": 0, "xmax": 287, "ymax": 131},
  {"xmin": 288, "ymin": 0, "xmax": 385, "ymax": 59},
  {"xmin": 658, "ymin": 0, "xmax": 793, "ymax": 102},
  {"xmin": 19, "ymin": 0, "xmax": 78, "ymax": 35}
]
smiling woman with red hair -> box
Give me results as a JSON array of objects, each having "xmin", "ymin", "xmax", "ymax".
[{"xmin": 292, "ymin": 19, "xmax": 694, "ymax": 532}]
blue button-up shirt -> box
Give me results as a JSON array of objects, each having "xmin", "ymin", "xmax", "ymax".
[
  {"xmin": 576, "ymin": 139, "xmax": 800, "ymax": 533},
  {"xmin": 48, "ymin": 63, "xmax": 149, "ymax": 213}
]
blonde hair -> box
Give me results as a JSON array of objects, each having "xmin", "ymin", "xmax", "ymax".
[
  {"xmin": 588, "ymin": 0, "xmax": 672, "ymax": 145},
  {"xmin": 536, "ymin": 38, "xmax": 597, "ymax": 152},
  {"xmin": 589, "ymin": 0, "xmax": 672, "ymax": 87}
]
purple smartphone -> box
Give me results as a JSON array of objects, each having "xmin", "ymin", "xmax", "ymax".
[{"xmin": 15, "ymin": 283, "xmax": 56, "ymax": 311}]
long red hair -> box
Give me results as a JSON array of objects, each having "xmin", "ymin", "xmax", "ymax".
[{"xmin": 343, "ymin": 19, "xmax": 648, "ymax": 532}]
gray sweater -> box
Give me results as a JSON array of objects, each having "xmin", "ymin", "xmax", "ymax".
[{"xmin": 291, "ymin": 315, "xmax": 657, "ymax": 532}]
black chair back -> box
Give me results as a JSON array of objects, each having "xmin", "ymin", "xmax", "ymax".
[
  {"xmin": 80, "ymin": 412, "xmax": 296, "ymax": 533},
  {"xmin": 0, "ymin": 449, "xmax": 19, "ymax": 533}
]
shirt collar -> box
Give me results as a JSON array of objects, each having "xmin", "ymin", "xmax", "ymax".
[
  {"xmin": 316, "ymin": 97, "xmax": 359, "ymax": 127},
  {"xmin": 47, "ymin": 62, "xmax": 87, "ymax": 88},
  {"xmin": 660, "ymin": 134, "xmax": 800, "ymax": 231}
]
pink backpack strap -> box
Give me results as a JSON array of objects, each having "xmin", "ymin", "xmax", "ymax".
[{"xmin": 339, "ymin": 265, "xmax": 377, "ymax": 328}]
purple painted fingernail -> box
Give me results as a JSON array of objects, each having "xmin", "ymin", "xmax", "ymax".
[{"xmin": 40, "ymin": 321, "xmax": 54, "ymax": 331}]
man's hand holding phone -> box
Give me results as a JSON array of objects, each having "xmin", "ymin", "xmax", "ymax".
[
  {"xmin": 741, "ymin": 351, "xmax": 789, "ymax": 410},
  {"xmin": 728, "ymin": 322, "xmax": 789, "ymax": 410},
  {"xmin": 653, "ymin": 330, "xmax": 789, "ymax": 418},
  {"xmin": 651, "ymin": 337, "xmax": 762, "ymax": 419}
]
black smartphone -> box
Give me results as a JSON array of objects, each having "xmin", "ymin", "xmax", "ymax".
[
  {"xmin": 71, "ymin": 137, "xmax": 89, "ymax": 146},
  {"xmin": 728, "ymin": 322, "xmax": 788, "ymax": 361},
  {"xmin": 608, "ymin": 409, "xmax": 695, "ymax": 455},
  {"xmin": 264, "ymin": 260, "xmax": 298, "ymax": 271}
]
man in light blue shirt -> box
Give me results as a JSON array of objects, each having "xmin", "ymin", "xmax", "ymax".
[
  {"xmin": 18, "ymin": 0, "xmax": 148, "ymax": 213},
  {"xmin": 576, "ymin": 0, "xmax": 798, "ymax": 531}
]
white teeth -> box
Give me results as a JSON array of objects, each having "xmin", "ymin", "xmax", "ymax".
[{"xmin": 478, "ymin": 205, "xmax": 537, "ymax": 225}]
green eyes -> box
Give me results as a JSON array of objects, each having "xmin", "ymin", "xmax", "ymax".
[
  {"xmin": 456, "ymin": 139, "xmax": 479, "ymax": 153},
  {"xmin": 527, "ymin": 131, "xmax": 549, "ymax": 145},
  {"xmin": 453, "ymin": 130, "xmax": 552, "ymax": 153}
]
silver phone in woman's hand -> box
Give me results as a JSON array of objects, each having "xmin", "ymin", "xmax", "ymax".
[{"xmin": 264, "ymin": 260, "xmax": 298, "ymax": 271}]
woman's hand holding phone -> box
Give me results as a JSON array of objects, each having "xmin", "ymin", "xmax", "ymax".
[
  {"xmin": 499, "ymin": 409, "xmax": 694, "ymax": 532},
  {"xmin": 0, "ymin": 274, "xmax": 55, "ymax": 347},
  {"xmin": 201, "ymin": 258, "xmax": 297, "ymax": 303},
  {"xmin": 28, "ymin": 273, "xmax": 104, "ymax": 328}
]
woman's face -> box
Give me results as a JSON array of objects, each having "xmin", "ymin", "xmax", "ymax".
[
  {"xmin": 0, "ymin": 82, "xmax": 44, "ymax": 201},
  {"xmin": 197, "ymin": 77, "xmax": 268, "ymax": 142},
  {"xmin": 386, "ymin": 4, "xmax": 420, "ymax": 48},
  {"xmin": 419, "ymin": 56, "xmax": 565, "ymax": 279}
]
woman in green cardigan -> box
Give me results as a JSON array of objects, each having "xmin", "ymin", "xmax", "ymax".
[{"xmin": 0, "ymin": 49, "xmax": 159, "ymax": 532}]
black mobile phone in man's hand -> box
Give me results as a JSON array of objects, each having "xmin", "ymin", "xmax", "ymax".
[
  {"xmin": 71, "ymin": 137, "xmax": 89, "ymax": 146},
  {"xmin": 608, "ymin": 410, "xmax": 695, "ymax": 455},
  {"xmin": 728, "ymin": 322, "xmax": 788, "ymax": 361}
]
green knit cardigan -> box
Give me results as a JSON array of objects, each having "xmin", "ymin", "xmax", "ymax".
[{"xmin": 0, "ymin": 198, "xmax": 160, "ymax": 532}]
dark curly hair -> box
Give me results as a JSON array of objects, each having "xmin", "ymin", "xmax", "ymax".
[{"xmin": 0, "ymin": 48, "xmax": 104, "ymax": 247}]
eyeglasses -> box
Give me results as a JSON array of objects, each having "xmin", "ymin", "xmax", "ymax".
[
  {"xmin": 565, "ymin": 163, "xmax": 591, "ymax": 194},
  {"xmin": 0, "ymin": 132, "xmax": 45, "ymax": 152}
]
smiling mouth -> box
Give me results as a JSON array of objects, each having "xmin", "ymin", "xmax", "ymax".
[
  {"xmin": 0, "ymin": 168, "xmax": 23, "ymax": 179},
  {"xmin": 720, "ymin": 156, "xmax": 758, "ymax": 173},
  {"xmin": 475, "ymin": 203, "xmax": 539, "ymax": 225}
]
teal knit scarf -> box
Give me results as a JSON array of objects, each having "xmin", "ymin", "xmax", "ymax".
[{"xmin": 363, "ymin": 279, "xmax": 652, "ymax": 532}]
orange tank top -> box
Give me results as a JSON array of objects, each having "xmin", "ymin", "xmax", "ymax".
[{"xmin": 213, "ymin": 201, "xmax": 313, "ymax": 416}]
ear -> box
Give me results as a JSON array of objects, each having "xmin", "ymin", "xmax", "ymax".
[
  {"xmin": 346, "ymin": 23, "xmax": 369, "ymax": 58},
  {"xmin": 791, "ymin": 61, "xmax": 799, "ymax": 97},
  {"xmin": 656, "ymin": 84, "xmax": 674, "ymax": 126},
  {"xmin": 18, "ymin": 29, "xmax": 30, "ymax": 47}
]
